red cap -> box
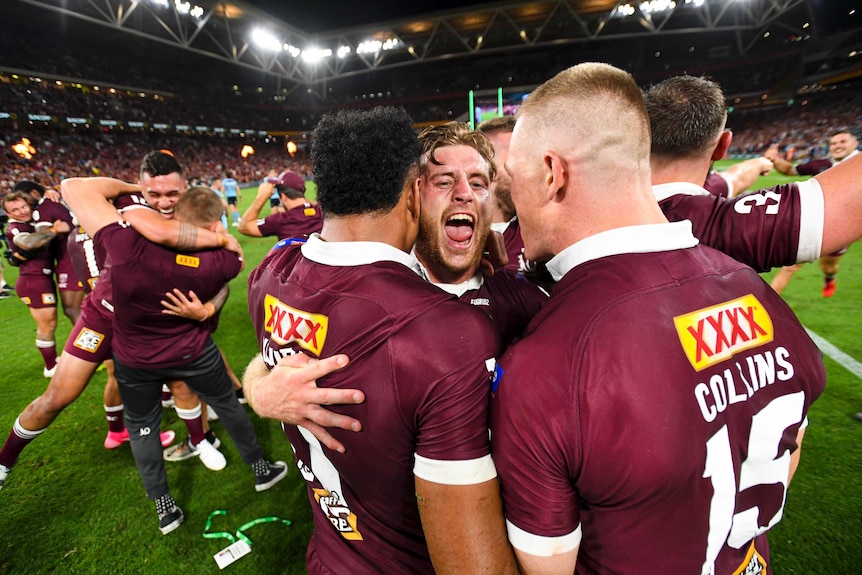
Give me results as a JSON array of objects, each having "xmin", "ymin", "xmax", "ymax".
[{"xmin": 266, "ymin": 170, "xmax": 305, "ymax": 192}]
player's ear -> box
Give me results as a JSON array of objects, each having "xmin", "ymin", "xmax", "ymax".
[
  {"xmin": 544, "ymin": 150, "xmax": 568, "ymax": 204},
  {"xmin": 712, "ymin": 130, "xmax": 733, "ymax": 161}
]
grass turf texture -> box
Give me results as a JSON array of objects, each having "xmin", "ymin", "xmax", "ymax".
[{"xmin": 1, "ymin": 172, "xmax": 861, "ymax": 573}]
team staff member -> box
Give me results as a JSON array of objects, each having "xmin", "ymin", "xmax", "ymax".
[
  {"xmin": 237, "ymin": 170, "xmax": 322, "ymax": 241},
  {"xmin": 490, "ymin": 62, "xmax": 826, "ymax": 574},
  {"xmin": 247, "ymin": 107, "xmax": 517, "ymax": 574},
  {"xmin": 64, "ymin": 184, "xmax": 287, "ymax": 535}
]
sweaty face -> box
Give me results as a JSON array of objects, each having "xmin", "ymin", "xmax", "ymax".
[
  {"xmin": 485, "ymin": 131, "xmax": 515, "ymax": 220},
  {"xmin": 4, "ymin": 198, "xmax": 32, "ymax": 221},
  {"xmin": 829, "ymin": 133, "xmax": 858, "ymax": 162},
  {"xmin": 140, "ymin": 172, "xmax": 188, "ymax": 219},
  {"xmin": 415, "ymin": 144, "xmax": 492, "ymax": 284}
]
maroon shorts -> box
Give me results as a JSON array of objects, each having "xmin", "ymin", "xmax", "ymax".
[
  {"xmin": 56, "ymin": 257, "xmax": 84, "ymax": 292},
  {"xmin": 63, "ymin": 296, "xmax": 113, "ymax": 363},
  {"xmin": 16, "ymin": 274, "xmax": 57, "ymax": 309}
]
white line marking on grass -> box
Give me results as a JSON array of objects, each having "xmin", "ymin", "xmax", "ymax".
[{"xmin": 805, "ymin": 328, "xmax": 862, "ymax": 380}]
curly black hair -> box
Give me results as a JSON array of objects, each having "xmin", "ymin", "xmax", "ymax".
[{"xmin": 311, "ymin": 107, "xmax": 420, "ymax": 216}]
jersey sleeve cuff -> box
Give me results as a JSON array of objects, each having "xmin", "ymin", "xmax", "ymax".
[
  {"xmin": 795, "ymin": 178, "xmax": 824, "ymax": 263},
  {"xmin": 506, "ymin": 520, "xmax": 582, "ymax": 556},
  {"xmin": 413, "ymin": 453, "xmax": 497, "ymax": 485}
]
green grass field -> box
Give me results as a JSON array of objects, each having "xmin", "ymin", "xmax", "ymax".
[{"xmin": 1, "ymin": 170, "xmax": 860, "ymax": 573}]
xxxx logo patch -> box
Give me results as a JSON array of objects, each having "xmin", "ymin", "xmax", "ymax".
[
  {"xmin": 263, "ymin": 294, "xmax": 328, "ymax": 356},
  {"xmin": 674, "ymin": 294, "xmax": 773, "ymax": 371}
]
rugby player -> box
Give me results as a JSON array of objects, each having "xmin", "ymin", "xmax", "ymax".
[
  {"xmin": 212, "ymin": 170, "xmax": 242, "ymax": 226},
  {"xmin": 0, "ymin": 152, "xmax": 235, "ymax": 493},
  {"xmin": 490, "ymin": 61, "xmax": 826, "ymax": 574},
  {"xmin": 247, "ymin": 107, "xmax": 517, "ymax": 574},
  {"xmin": 2, "ymin": 191, "xmax": 65, "ymax": 377},
  {"xmin": 765, "ymin": 130, "xmax": 859, "ymax": 296},
  {"xmin": 647, "ymin": 76, "xmax": 862, "ymax": 275},
  {"xmin": 14, "ymin": 181, "xmax": 84, "ymax": 324},
  {"xmin": 237, "ymin": 169, "xmax": 322, "ymax": 240},
  {"xmin": 64, "ymin": 182, "xmax": 286, "ymax": 534}
]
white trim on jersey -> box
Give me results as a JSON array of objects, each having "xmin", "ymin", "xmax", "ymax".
[
  {"xmin": 547, "ymin": 221, "xmax": 698, "ymax": 281},
  {"xmin": 506, "ymin": 520, "xmax": 582, "ymax": 557},
  {"xmin": 413, "ymin": 453, "xmax": 497, "ymax": 486},
  {"xmin": 301, "ymin": 233, "xmax": 423, "ymax": 276},
  {"xmin": 794, "ymin": 178, "xmax": 824, "ymax": 264}
]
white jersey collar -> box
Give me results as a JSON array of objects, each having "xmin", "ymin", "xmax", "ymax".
[
  {"xmin": 651, "ymin": 182, "xmax": 711, "ymax": 202},
  {"xmin": 546, "ymin": 221, "xmax": 699, "ymax": 282},
  {"xmin": 301, "ymin": 233, "xmax": 425, "ymax": 278}
]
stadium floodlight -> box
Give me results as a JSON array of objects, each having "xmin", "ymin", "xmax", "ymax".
[
  {"xmin": 684, "ymin": 0, "xmax": 705, "ymax": 6},
  {"xmin": 284, "ymin": 44, "xmax": 301, "ymax": 58},
  {"xmin": 337, "ymin": 46, "xmax": 351, "ymax": 58},
  {"xmin": 613, "ymin": 3, "xmax": 636, "ymax": 17},
  {"xmin": 149, "ymin": 0, "xmax": 170, "ymax": 8},
  {"xmin": 640, "ymin": 1, "xmax": 677, "ymax": 15},
  {"xmin": 252, "ymin": 29, "xmax": 282, "ymax": 52},
  {"xmin": 175, "ymin": 0, "xmax": 190, "ymax": 14},
  {"xmin": 301, "ymin": 48, "xmax": 333, "ymax": 63},
  {"xmin": 357, "ymin": 40, "xmax": 382, "ymax": 55}
]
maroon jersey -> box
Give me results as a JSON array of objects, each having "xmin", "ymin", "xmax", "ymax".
[
  {"xmin": 794, "ymin": 158, "xmax": 833, "ymax": 176},
  {"xmin": 5, "ymin": 219, "xmax": 54, "ymax": 277},
  {"xmin": 96, "ymin": 221, "xmax": 241, "ymax": 369},
  {"xmin": 256, "ymin": 202, "xmax": 323, "ymax": 239},
  {"xmin": 703, "ymin": 171, "xmax": 732, "ymax": 198},
  {"xmin": 81, "ymin": 192, "xmax": 148, "ymax": 324},
  {"xmin": 490, "ymin": 217, "xmax": 526, "ymax": 275},
  {"xmin": 655, "ymin": 180, "xmax": 823, "ymax": 272},
  {"xmin": 248, "ymin": 236, "xmax": 499, "ymax": 575},
  {"xmin": 490, "ymin": 222, "xmax": 826, "ymax": 575},
  {"xmin": 433, "ymin": 269, "xmax": 547, "ymax": 348},
  {"xmin": 67, "ymin": 226, "xmax": 105, "ymax": 294}
]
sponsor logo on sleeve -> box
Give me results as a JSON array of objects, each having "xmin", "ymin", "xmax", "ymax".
[
  {"xmin": 263, "ymin": 294, "xmax": 328, "ymax": 356},
  {"xmin": 304, "ymin": 207, "xmax": 317, "ymax": 217},
  {"xmin": 674, "ymin": 294, "xmax": 773, "ymax": 371},
  {"xmin": 176, "ymin": 254, "xmax": 200, "ymax": 268}
]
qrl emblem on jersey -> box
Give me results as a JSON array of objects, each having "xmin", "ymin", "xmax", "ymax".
[
  {"xmin": 176, "ymin": 254, "xmax": 200, "ymax": 268},
  {"xmin": 312, "ymin": 488, "xmax": 363, "ymax": 541},
  {"xmin": 263, "ymin": 294, "xmax": 328, "ymax": 356},
  {"xmin": 731, "ymin": 541, "xmax": 767, "ymax": 575},
  {"xmin": 74, "ymin": 327, "xmax": 105, "ymax": 353},
  {"xmin": 674, "ymin": 294, "xmax": 773, "ymax": 371}
]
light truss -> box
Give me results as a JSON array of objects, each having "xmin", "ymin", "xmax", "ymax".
[{"xmin": 12, "ymin": 0, "xmax": 813, "ymax": 89}]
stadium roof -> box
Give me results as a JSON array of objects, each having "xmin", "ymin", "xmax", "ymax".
[{"xmin": 11, "ymin": 0, "xmax": 850, "ymax": 93}]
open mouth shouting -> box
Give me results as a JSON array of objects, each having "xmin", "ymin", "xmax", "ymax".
[{"xmin": 444, "ymin": 213, "xmax": 475, "ymax": 249}]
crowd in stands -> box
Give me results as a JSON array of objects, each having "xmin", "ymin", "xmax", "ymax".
[{"xmin": 0, "ymin": 130, "xmax": 311, "ymax": 194}]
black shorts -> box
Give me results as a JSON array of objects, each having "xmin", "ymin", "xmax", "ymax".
[{"xmin": 226, "ymin": 197, "xmax": 238, "ymax": 206}]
